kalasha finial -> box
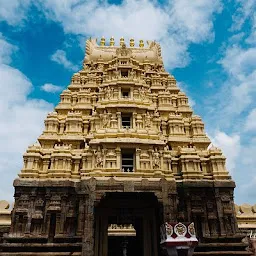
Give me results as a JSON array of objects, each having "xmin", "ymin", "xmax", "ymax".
[
  {"xmin": 100, "ymin": 36, "xmax": 105, "ymax": 46},
  {"xmin": 139, "ymin": 40, "xmax": 144, "ymax": 48},
  {"xmin": 110, "ymin": 36, "xmax": 115, "ymax": 46},
  {"xmin": 130, "ymin": 38, "xmax": 135, "ymax": 47},
  {"xmin": 120, "ymin": 36, "xmax": 125, "ymax": 46}
]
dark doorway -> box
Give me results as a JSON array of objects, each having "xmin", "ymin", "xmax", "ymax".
[
  {"xmin": 95, "ymin": 192, "xmax": 161, "ymax": 256},
  {"xmin": 108, "ymin": 236, "xmax": 142, "ymax": 256},
  {"xmin": 48, "ymin": 213, "xmax": 56, "ymax": 242},
  {"xmin": 108, "ymin": 217, "xmax": 143, "ymax": 256}
]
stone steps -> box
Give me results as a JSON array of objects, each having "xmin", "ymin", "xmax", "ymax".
[
  {"xmin": 193, "ymin": 239, "xmax": 253, "ymax": 256},
  {"xmin": 193, "ymin": 252, "xmax": 252, "ymax": 255}
]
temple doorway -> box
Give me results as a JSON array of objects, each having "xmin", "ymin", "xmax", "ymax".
[{"xmin": 94, "ymin": 192, "xmax": 161, "ymax": 256}]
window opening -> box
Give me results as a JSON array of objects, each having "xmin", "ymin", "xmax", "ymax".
[
  {"xmin": 121, "ymin": 150, "xmax": 134, "ymax": 172},
  {"xmin": 122, "ymin": 88, "xmax": 130, "ymax": 98},
  {"xmin": 121, "ymin": 70, "xmax": 128, "ymax": 77},
  {"xmin": 121, "ymin": 113, "xmax": 132, "ymax": 128}
]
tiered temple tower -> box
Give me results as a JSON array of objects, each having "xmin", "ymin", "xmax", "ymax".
[{"xmin": 0, "ymin": 37, "xmax": 249, "ymax": 256}]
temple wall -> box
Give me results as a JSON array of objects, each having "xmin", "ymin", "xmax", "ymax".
[
  {"xmin": 1, "ymin": 199, "xmax": 256, "ymax": 253},
  {"xmin": 0, "ymin": 200, "xmax": 11, "ymax": 243}
]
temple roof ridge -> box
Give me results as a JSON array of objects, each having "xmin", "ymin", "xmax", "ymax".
[{"xmin": 84, "ymin": 37, "xmax": 163, "ymax": 64}]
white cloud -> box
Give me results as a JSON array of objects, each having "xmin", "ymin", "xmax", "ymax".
[
  {"xmin": 51, "ymin": 49, "xmax": 78, "ymax": 71},
  {"xmin": 204, "ymin": 2, "xmax": 256, "ymax": 204},
  {"xmin": 38, "ymin": 0, "xmax": 221, "ymax": 69},
  {"xmin": 0, "ymin": 0, "xmax": 31, "ymax": 26},
  {"xmin": 211, "ymin": 131, "xmax": 241, "ymax": 173},
  {"xmin": 215, "ymin": 46, "xmax": 256, "ymax": 117},
  {"xmin": 244, "ymin": 108, "xmax": 256, "ymax": 131},
  {"xmin": 234, "ymin": 137, "xmax": 256, "ymax": 203},
  {"xmin": 0, "ymin": 33, "xmax": 16, "ymax": 64},
  {"xmin": 168, "ymin": 0, "xmax": 222, "ymax": 43},
  {"xmin": 231, "ymin": 0, "xmax": 256, "ymax": 32},
  {"xmin": 41, "ymin": 83, "xmax": 63, "ymax": 93},
  {"xmin": 220, "ymin": 46, "xmax": 256, "ymax": 80},
  {"xmin": 0, "ymin": 39, "xmax": 52, "ymax": 201}
]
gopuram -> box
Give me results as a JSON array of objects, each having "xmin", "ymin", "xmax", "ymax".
[{"xmin": 0, "ymin": 37, "xmax": 251, "ymax": 256}]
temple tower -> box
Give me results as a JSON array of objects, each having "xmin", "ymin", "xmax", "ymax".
[{"xmin": 0, "ymin": 38, "xmax": 249, "ymax": 256}]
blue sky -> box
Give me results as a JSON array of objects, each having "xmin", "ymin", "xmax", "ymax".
[{"xmin": 0, "ymin": 0, "xmax": 255, "ymax": 204}]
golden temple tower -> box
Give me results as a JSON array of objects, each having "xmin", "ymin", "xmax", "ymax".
[{"xmin": 0, "ymin": 38, "xmax": 250, "ymax": 256}]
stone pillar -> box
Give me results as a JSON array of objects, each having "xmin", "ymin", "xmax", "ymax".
[
  {"xmin": 136, "ymin": 148, "xmax": 141, "ymax": 170},
  {"xmin": 202, "ymin": 198, "xmax": 210, "ymax": 237},
  {"xmin": 215, "ymin": 188, "xmax": 225, "ymax": 236},
  {"xmin": 82, "ymin": 193, "xmax": 95, "ymax": 256},
  {"xmin": 77, "ymin": 196, "xmax": 85, "ymax": 236},
  {"xmin": 117, "ymin": 112, "xmax": 121, "ymax": 130},
  {"xmin": 161, "ymin": 181, "xmax": 177, "ymax": 223},
  {"xmin": 116, "ymin": 147, "xmax": 121, "ymax": 170}
]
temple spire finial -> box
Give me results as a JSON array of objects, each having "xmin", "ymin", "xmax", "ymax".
[
  {"xmin": 130, "ymin": 38, "xmax": 135, "ymax": 47},
  {"xmin": 100, "ymin": 36, "xmax": 105, "ymax": 46},
  {"xmin": 110, "ymin": 36, "xmax": 115, "ymax": 46},
  {"xmin": 120, "ymin": 36, "xmax": 125, "ymax": 46},
  {"xmin": 139, "ymin": 39, "xmax": 144, "ymax": 48}
]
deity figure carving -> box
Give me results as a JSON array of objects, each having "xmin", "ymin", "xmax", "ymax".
[
  {"xmin": 145, "ymin": 111, "xmax": 152, "ymax": 128},
  {"xmin": 139, "ymin": 87, "xmax": 146, "ymax": 100},
  {"xmin": 105, "ymin": 86, "xmax": 113, "ymax": 100},
  {"xmin": 152, "ymin": 148, "xmax": 160, "ymax": 169},
  {"xmin": 116, "ymin": 43, "xmax": 132, "ymax": 57},
  {"xmin": 97, "ymin": 63, "xmax": 104, "ymax": 71},
  {"xmin": 113, "ymin": 70, "xmax": 119, "ymax": 79},
  {"xmin": 154, "ymin": 109, "xmax": 160, "ymax": 118},
  {"xmin": 94, "ymin": 147, "xmax": 104, "ymax": 168},
  {"xmin": 129, "ymin": 70, "xmax": 136, "ymax": 79},
  {"xmin": 102, "ymin": 110, "xmax": 111, "ymax": 128}
]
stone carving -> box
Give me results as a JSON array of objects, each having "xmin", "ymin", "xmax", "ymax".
[
  {"xmin": 105, "ymin": 86, "xmax": 113, "ymax": 99},
  {"xmin": 129, "ymin": 70, "xmax": 136, "ymax": 79},
  {"xmin": 144, "ymin": 111, "xmax": 152, "ymax": 128},
  {"xmin": 97, "ymin": 63, "xmax": 104, "ymax": 71},
  {"xmin": 152, "ymin": 148, "xmax": 160, "ymax": 169},
  {"xmin": 138, "ymin": 87, "xmax": 146, "ymax": 100},
  {"xmin": 123, "ymin": 181, "xmax": 135, "ymax": 192},
  {"xmin": 111, "ymin": 69, "xmax": 118, "ymax": 79},
  {"xmin": 94, "ymin": 147, "xmax": 104, "ymax": 168},
  {"xmin": 101, "ymin": 110, "xmax": 111, "ymax": 128},
  {"xmin": 116, "ymin": 44, "xmax": 132, "ymax": 57}
]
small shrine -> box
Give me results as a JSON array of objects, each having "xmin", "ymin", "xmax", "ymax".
[{"xmin": 160, "ymin": 222, "xmax": 198, "ymax": 256}]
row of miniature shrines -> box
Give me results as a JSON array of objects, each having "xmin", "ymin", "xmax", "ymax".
[
  {"xmin": 43, "ymin": 110, "xmax": 205, "ymax": 139},
  {"xmin": 20, "ymin": 143, "xmax": 229, "ymax": 180},
  {"xmin": 59, "ymin": 87, "xmax": 190, "ymax": 110}
]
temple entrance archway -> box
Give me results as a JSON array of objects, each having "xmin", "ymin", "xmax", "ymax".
[{"xmin": 94, "ymin": 192, "xmax": 162, "ymax": 256}]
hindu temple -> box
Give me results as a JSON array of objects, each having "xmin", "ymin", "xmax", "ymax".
[{"xmin": 0, "ymin": 37, "xmax": 252, "ymax": 256}]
